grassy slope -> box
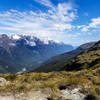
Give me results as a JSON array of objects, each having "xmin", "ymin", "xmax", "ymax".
[
  {"xmin": 0, "ymin": 67, "xmax": 100, "ymax": 99},
  {"xmin": 63, "ymin": 41, "xmax": 100, "ymax": 71}
]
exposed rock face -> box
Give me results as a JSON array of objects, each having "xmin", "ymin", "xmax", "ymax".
[{"xmin": 61, "ymin": 88, "xmax": 86, "ymax": 100}]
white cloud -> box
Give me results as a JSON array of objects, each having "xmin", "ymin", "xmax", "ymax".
[
  {"xmin": 81, "ymin": 27, "xmax": 89, "ymax": 32},
  {"xmin": 0, "ymin": 1, "xmax": 77, "ymax": 41},
  {"xmin": 81, "ymin": 17, "xmax": 100, "ymax": 32},
  {"xmin": 54, "ymin": 23, "xmax": 73, "ymax": 30},
  {"xmin": 34, "ymin": 0, "xmax": 54, "ymax": 9},
  {"xmin": 89, "ymin": 17, "xmax": 100, "ymax": 28}
]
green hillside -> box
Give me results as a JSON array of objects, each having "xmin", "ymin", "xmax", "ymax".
[
  {"xmin": 63, "ymin": 41, "xmax": 100, "ymax": 71},
  {"xmin": 34, "ymin": 42, "xmax": 96, "ymax": 72}
]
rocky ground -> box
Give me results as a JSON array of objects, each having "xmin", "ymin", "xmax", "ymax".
[
  {"xmin": 0, "ymin": 68, "xmax": 100, "ymax": 100},
  {"xmin": 0, "ymin": 89, "xmax": 88, "ymax": 100},
  {"xmin": 0, "ymin": 91, "xmax": 48, "ymax": 100}
]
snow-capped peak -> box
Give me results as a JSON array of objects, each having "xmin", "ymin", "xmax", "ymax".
[
  {"xmin": 52, "ymin": 40, "xmax": 62, "ymax": 44},
  {"xmin": 12, "ymin": 34, "xmax": 21, "ymax": 40},
  {"xmin": 26, "ymin": 40, "xmax": 36, "ymax": 46},
  {"xmin": 37, "ymin": 37, "xmax": 62, "ymax": 45},
  {"xmin": 29, "ymin": 41, "xmax": 36, "ymax": 46}
]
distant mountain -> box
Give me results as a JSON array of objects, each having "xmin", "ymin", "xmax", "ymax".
[
  {"xmin": 0, "ymin": 34, "xmax": 73, "ymax": 73},
  {"xmin": 34, "ymin": 42, "xmax": 96, "ymax": 72}
]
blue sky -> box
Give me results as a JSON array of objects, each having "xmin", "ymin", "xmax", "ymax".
[{"xmin": 0, "ymin": 0, "xmax": 100, "ymax": 46}]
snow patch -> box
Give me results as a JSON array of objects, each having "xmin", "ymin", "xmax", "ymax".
[
  {"xmin": 12, "ymin": 34, "xmax": 21, "ymax": 40},
  {"xmin": 29, "ymin": 41, "xmax": 36, "ymax": 46}
]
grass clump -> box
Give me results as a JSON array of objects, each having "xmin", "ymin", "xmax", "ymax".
[{"xmin": 4, "ymin": 74, "xmax": 17, "ymax": 81}]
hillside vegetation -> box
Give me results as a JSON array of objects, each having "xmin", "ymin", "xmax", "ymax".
[
  {"xmin": 0, "ymin": 67, "xmax": 100, "ymax": 100},
  {"xmin": 63, "ymin": 41, "xmax": 100, "ymax": 71},
  {"xmin": 34, "ymin": 42, "xmax": 96, "ymax": 72}
]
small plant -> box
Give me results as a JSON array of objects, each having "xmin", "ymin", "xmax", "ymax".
[
  {"xmin": 5, "ymin": 74, "xmax": 17, "ymax": 81},
  {"xmin": 47, "ymin": 97, "xmax": 53, "ymax": 100},
  {"xmin": 17, "ymin": 85, "xmax": 27, "ymax": 93}
]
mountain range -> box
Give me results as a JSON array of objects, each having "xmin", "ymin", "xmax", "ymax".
[
  {"xmin": 1, "ymin": 33, "xmax": 100, "ymax": 74},
  {"xmin": 0, "ymin": 34, "xmax": 73, "ymax": 73}
]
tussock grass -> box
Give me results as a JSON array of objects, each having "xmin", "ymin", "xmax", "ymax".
[{"xmin": 0, "ymin": 67, "xmax": 100, "ymax": 99}]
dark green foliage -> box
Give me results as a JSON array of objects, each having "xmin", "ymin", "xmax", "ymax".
[
  {"xmin": 84, "ymin": 94, "xmax": 97, "ymax": 100},
  {"xmin": 5, "ymin": 74, "xmax": 17, "ymax": 81}
]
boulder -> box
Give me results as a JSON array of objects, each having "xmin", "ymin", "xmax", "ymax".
[
  {"xmin": 61, "ymin": 88, "xmax": 86, "ymax": 100},
  {"xmin": 0, "ymin": 77, "xmax": 7, "ymax": 86}
]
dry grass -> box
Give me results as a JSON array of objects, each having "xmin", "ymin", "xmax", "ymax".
[{"xmin": 0, "ymin": 67, "xmax": 100, "ymax": 99}]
